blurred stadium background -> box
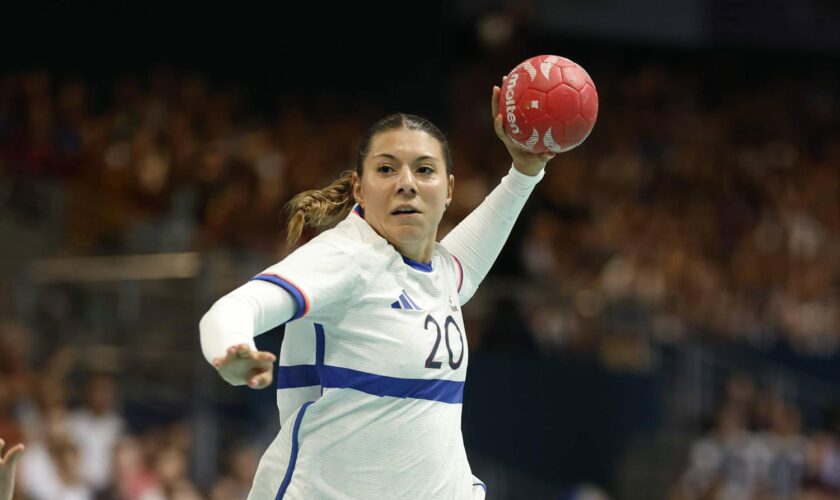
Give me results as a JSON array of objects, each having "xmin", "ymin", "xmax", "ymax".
[{"xmin": 1, "ymin": 1, "xmax": 839, "ymax": 499}]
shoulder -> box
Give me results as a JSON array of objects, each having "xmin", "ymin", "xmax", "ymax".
[
  {"xmin": 434, "ymin": 241, "xmax": 454, "ymax": 263},
  {"xmin": 272, "ymin": 215, "xmax": 387, "ymax": 278},
  {"xmin": 310, "ymin": 211, "xmax": 396, "ymax": 266}
]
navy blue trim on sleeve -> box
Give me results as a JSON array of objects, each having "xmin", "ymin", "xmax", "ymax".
[{"xmin": 252, "ymin": 274, "xmax": 309, "ymax": 320}]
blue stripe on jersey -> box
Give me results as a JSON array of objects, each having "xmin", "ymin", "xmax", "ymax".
[
  {"xmin": 276, "ymin": 365, "xmax": 320, "ymax": 388},
  {"xmin": 322, "ymin": 365, "xmax": 464, "ymax": 404},
  {"xmin": 314, "ymin": 323, "xmax": 325, "ymax": 367},
  {"xmin": 276, "ymin": 323, "xmax": 463, "ymax": 403},
  {"xmin": 252, "ymin": 275, "xmax": 307, "ymax": 320},
  {"xmin": 314, "ymin": 323, "xmax": 325, "ymax": 396},
  {"xmin": 398, "ymin": 294, "xmax": 412, "ymax": 310},
  {"xmin": 276, "ymin": 365, "xmax": 464, "ymax": 404},
  {"xmin": 275, "ymin": 400, "xmax": 315, "ymax": 499},
  {"xmin": 391, "ymin": 300, "xmax": 401, "ymax": 309}
]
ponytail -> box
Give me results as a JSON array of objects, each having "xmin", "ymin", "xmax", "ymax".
[{"xmin": 283, "ymin": 170, "xmax": 355, "ymax": 248}]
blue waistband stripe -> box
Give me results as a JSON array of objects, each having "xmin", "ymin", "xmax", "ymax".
[
  {"xmin": 276, "ymin": 365, "xmax": 464, "ymax": 404},
  {"xmin": 323, "ymin": 365, "xmax": 464, "ymax": 404},
  {"xmin": 276, "ymin": 365, "xmax": 320, "ymax": 389}
]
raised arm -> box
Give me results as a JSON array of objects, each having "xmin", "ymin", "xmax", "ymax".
[
  {"xmin": 441, "ymin": 76, "xmax": 555, "ymax": 304},
  {"xmin": 440, "ymin": 165, "xmax": 544, "ymax": 304}
]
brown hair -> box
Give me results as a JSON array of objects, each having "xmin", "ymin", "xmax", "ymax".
[{"xmin": 283, "ymin": 113, "xmax": 452, "ymax": 247}]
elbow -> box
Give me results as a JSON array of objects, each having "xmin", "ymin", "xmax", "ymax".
[{"xmin": 198, "ymin": 303, "xmax": 222, "ymax": 365}]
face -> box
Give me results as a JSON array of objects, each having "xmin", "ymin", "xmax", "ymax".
[{"xmin": 353, "ymin": 128, "xmax": 454, "ymax": 259}]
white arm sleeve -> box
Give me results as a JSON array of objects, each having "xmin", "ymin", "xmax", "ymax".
[
  {"xmin": 441, "ymin": 163, "xmax": 545, "ymax": 304},
  {"xmin": 199, "ymin": 280, "xmax": 297, "ymax": 364}
]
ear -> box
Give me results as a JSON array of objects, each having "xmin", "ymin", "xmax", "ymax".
[
  {"xmin": 446, "ymin": 174, "xmax": 454, "ymax": 208},
  {"xmin": 352, "ymin": 171, "xmax": 364, "ymax": 206}
]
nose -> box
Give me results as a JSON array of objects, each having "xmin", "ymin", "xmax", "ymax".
[{"xmin": 395, "ymin": 165, "xmax": 417, "ymax": 195}]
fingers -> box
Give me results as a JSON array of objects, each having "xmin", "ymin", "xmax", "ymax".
[
  {"xmin": 494, "ymin": 112, "xmax": 504, "ymax": 134},
  {"xmin": 247, "ymin": 367, "xmax": 273, "ymax": 389},
  {"xmin": 0, "ymin": 440, "xmax": 24, "ymax": 464},
  {"xmin": 223, "ymin": 343, "xmax": 250, "ymax": 357},
  {"xmin": 250, "ymin": 375, "xmax": 271, "ymax": 389},
  {"xmin": 493, "ymin": 75, "xmax": 508, "ymax": 127},
  {"xmin": 214, "ymin": 344, "xmax": 276, "ymax": 388},
  {"xmin": 235, "ymin": 344, "xmax": 252, "ymax": 358},
  {"xmin": 253, "ymin": 350, "xmax": 277, "ymax": 363},
  {"xmin": 494, "ymin": 112, "xmax": 513, "ymax": 146},
  {"xmin": 216, "ymin": 346, "xmax": 275, "ymax": 365},
  {"xmin": 222, "ymin": 344, "xmax": 266, "ymax": 360},
  {"xmin": 3, "ymin": 444, "xmax": 24, "ymax": 464},
  {"xmin": 491, "ymin": 85, "xmax": 499, "ymax": 119},
  {"xmin": 234, "ymin": 345, "xmax": 277, "ymax": 363}
]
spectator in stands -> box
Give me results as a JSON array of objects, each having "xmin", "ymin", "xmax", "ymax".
[
  {"xmin": 0, "ymin": 438, "xmax": 24, "ymax": 500},
  {"xmin": 67, "ymin": 372, "xmax": 124, "ymax": 496}
]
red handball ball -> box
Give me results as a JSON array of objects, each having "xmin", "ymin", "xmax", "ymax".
[{"xmin": 498, "ymin": 54, "xmax": 598, "ymax": 153}]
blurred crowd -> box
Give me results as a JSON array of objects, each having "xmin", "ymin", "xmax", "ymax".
[
  {"xmin": 0, "ymin": 55, "xmax": 837, "ymax": 360},
  {"xmin": 0, "ymin": 52, "xmax": 838, "ymax": 498},
  {"xmin": 0, "ymin": 320, "xmax": 261, "ymax": 500},
  {"xmin": 673, "ymin": 373, "xmax": 840, "ymax": 500}
]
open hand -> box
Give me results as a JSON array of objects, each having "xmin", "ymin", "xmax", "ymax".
[
  {"xmin": 212, "ymin": 344, "xmax": 276, "ymax": 389},
  {"xmin": 0, "ymin": 438, "xmax": 24, "ymax": 500},
  {"xmin": 492, "ymin": 75, "xmax": 557, "ymax": 176}
]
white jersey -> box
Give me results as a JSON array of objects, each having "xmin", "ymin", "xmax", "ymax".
[
  {"xmin": 201, "ymin": 164, "xmax": 545, "ymax": 499},
  {"xmin": 249, "ymin": 204, "xmax": 479, "ymax": 499}
]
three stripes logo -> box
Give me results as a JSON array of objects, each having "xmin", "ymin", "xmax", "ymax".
[{"xmin": 391, "ymin": 289, "xmax": 422, "ymax": 310}]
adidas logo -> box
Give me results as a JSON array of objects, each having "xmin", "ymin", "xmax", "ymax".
[{"xmin": 391, "ymin": 290, "xmax": 422, "ymax": 310}]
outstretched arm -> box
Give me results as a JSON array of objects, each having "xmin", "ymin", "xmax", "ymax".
[
  {"xmin": 440, "ymin": 76, "xmax": 554, "ymax": 304},
  {"xmin": 200, "ymin": 280, "xmax": 296, "ymax": 388},
  {"xmin": 200, "ymin": 240, "xmax": 360, "ymax": 388}
]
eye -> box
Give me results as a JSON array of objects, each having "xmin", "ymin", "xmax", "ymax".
[
  {"xmin": 377, "ymin": 165, "xmax": 394, "ymax": 173},
  {"xmin": 417, "ymin": 165, "xmax": 434, "ymax": 174}
]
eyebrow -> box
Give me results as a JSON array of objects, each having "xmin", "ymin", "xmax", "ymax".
[{"xmin": 373, "ymin": 153, "xmax": 439, "ymax": 163}]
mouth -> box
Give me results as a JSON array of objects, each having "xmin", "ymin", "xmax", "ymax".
[{"xmin": 391, "ymin": 206, "xmax": 421, "ymax": 217}]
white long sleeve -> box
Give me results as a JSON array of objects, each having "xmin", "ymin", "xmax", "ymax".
[
  {"xmin": 199, "ymin": 279, "xmax": 297, "ymax": 364},
  {"xmin": 441, "ymin": 163, "xmax": 544, "ymax": 304}
]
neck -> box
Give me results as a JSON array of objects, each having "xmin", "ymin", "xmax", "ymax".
[
  {"xmin": 394, "ymin": 236, "xmax": 435, "ymax": 264},
  {"xmin": 354, "ymin": 205, "xmax": 436, "ymax": 264}
]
